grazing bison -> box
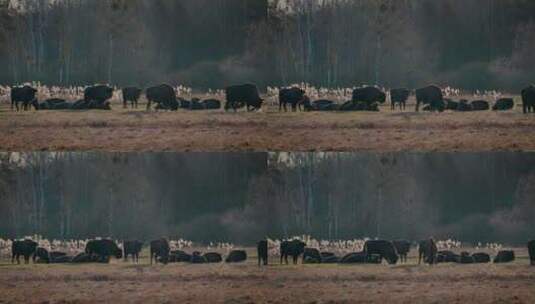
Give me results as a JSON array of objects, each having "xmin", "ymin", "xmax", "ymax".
[
  {"xmin": 11, "ymin": 85, "xmax": 38, "ymax": 111},
  {"xmin": 528, "ymin": 240, "xmax": 535, "ymax": 266},
  {"xmin": 146, "ymin": 84, "xmax": 178, "ymax": 111},
  {"xmin": 363, "ymin": 240, "xmax": 399, "ymax": 265},
  {"xmin": 392, "ymin": 240, "xmax": 411, "ymax": 263},
  {"xmin": 85, "ymin": 239, "xmax": 122, "ymax": 262},
  {"xmin": 472, "ymin": 252, "xmax": 491, "ymax": 263},
  {"xmin": 225, "ymin": 250, "xmax": 247, "ymax": 263},
  {"xmin": 521, "ymin": 85, "xmax": 535, "ymax": 114},
  {"xmin": 225, "ymin": 84, "xmax": 263, "ymax": 112},
  {"xmin": 279, "ymin": 87, "xmax": 307, "ymax": 112},
  {"xmin": 123, "ymin": 240, "xmax": 143, "ymax": 263},
  {"xmin": 303, "ymin": 248, "xmax": 322, "ymax": 264},
  {"xmin": 418, "ymin": 239, "xmax": 437, "ymax": 265},
  {"xmin": 122, "ymin": 87, "xmax": 142, "ymax": 109},
  {"xmin": 150, "ymin": 238, "xmax": 170, "ymax": 264},
  {"xmin": 11, "ymin": 239, "xmax": 38, "ymax": 264},
  {"xmin": 203, "ymin": 252, "xmax": 223, "ymax": 263},
  {"xmin": 493, "ymin": 98, "xmax": 514, "ymax": 111},
  {"xmin": 390, "ymin": 88, "xmax": 410, "ymax": 111},
  {"xmin": 416, "ymin": 85, "xmax": 443, "ymax": 112},
  {"xmin": 471, "ymin": 100, "xmax": 490, "ymax": 111},
  {"xmin": 494, "ymin": 250, "xmax": 515, "ymax": 263},
  {"xmin": 84, "ymin": 85, "xmax": 113, "ymax": 105},
  {"xmin": 280, "ymin": 239, "xmax": 306, "ymax": 265},
  {"xmin": 257, "ymin": 240, "xmax": 268, "ymax": 266},
  {"xmin": 352, "ymin": 86, "xmax": 386, "ymax": 106}
]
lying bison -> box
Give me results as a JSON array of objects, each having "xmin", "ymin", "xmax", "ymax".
[
  {"xmin": 257, "ymin": 240, "xmax": 268, "ymax": 266},
  {"xmin": 472, "ymin": 252, "xmax": 491, "ymax": 263},
  {"xmin": 436, "ymin": 250, "xmax": 458, "ymax": 263},
  {"xmin": 33, "ymin": 247, "xmax": 69, "ymax": 264},
  {"xmin": 203, "ymin": 252, "xmax": 223, "ymax": 263},
  {"xmin": 521, "ymin": 85, "xmax": 535, "ymax": 114},
  {"xmin": 226, "ymin": 250, "xmax": 247, "ymax": 263},
  {"xmin": 11, "ymin": 239, "xmax": 38, "ymax": 264},
  {"xmin": 418, "ymin": 239, "xmax": 437, "ymax": 265},
  {"xmin": 494, "ymin": 250, "xmax": 515, "ymax": 263},
  {"xmin": 416, "ymin": 85, "xmax": 443, "ymax": 112},
  {"xmin": 303, "ymin": 248, "xmax": 322, "ymax": 264},
  {"xmin": 279, "ymin": 87, "xmax": 307, "ymax": 112},
  {"xmin": 339, "ymin": 252, "xmax": 381, "ymax": 264},
  {"xmin": 528, "ymin": 240, "xmax": 535, "ymax": 266},
  {"xmin": 146, "ymin": 84, "xmax": 178, "ymax": 111},
  {"xmin": 320, "ymin": 252, "xmax": 339, "ymax": 263},
  {"xmin": 493, "ymin": 98, "xmax": 514, "ymax": 111},
  {"xmin": 122, "ymin": 87, "xmax": 142, "ymax": 109},
  {"xmin": 123, "ymin": 240, "xmax": 143, "ymax": 263},
  {"xmin": 340, "ymin": 100, "xmax": 379, "ymax": 112},
  {"xmin": 169, "ymin": 250, "xmax": 191, "ymax": 263},
  {"xmin": 444, "ymin": 98, "xmax": 459, "ymax": 110},
  {"xmin": 35, "ymin": 98, "xmax": 71, "ymax": 110},
  {"xmin": 470, "ymin": 100, "xmax": 490, "ymax": 111},
  {"xmin": 363, "ymin": 240, "xmax": 398, "ymax": 265},
  {"xmin": 308, "ymin": 99, "xmax": 338, "ymax": 111},
  {"xmin": 11, "ymin": 85, "xmax": 38, "ymax": 111},
  {"xmin": 280, "ymin": 239, "xmax": 306, "ymax": 264},
  {"xmin": 225, "ymin": 84, "xmax": 263, "ymax": 112},
  {"xmin": 85, "ymin": 239, "xmax": 122, "ymax": 262},
  {"xmin": 150, "ymin": 238, "xmax": 170, "ymax": 264},
  {"xmin": 390, "ymin": 88, "xmax": 410, "ymax": 111},
  {"xmin": 392, "ymin": 240, "xmax": 411, "ymax": 263}
]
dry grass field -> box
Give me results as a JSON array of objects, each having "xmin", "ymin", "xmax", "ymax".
[
  {"xmin": 1, "ymin": 97, "xmax": 535, "ymax": 152},
  {"xmin": 1, "ymin": 248, "xmax": 534, "ymax": 304}
]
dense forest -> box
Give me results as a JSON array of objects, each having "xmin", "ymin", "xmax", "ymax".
[
  {"xmin": 1, "ymin": 152, "xmax": 534, "ymax": 244},
  {"xmin": 0, "ymin": 0, "xmax": 534, "ymax": 91}
]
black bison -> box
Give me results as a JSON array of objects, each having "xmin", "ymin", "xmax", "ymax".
[
  {"xmin": 309, "ymin": 99, "xmax": 338, "ymax": 111},
  {"xmin": 352, "ymin": 86, "xmax": 386, "ymax": 106},
  {"xmin": 521, "ymin": 85, "xmax": 535, "ymax": 114},
  {"xmin": 339, "ymin": 252, "xmax": 381, "ymax": 264},
  {"xmin": 202, "ymin": 99, "xmax": 222, "ymax": 110},
  {"xmin": 225, "ymin": 84, "xmax": 263, "ymax": 112},
  {"xmin": 69, "ymin": 99, "xmax": 111, "ymax": 110},
  {"xmin": 493, "ymin": 98, "xmax": 514, "ymax": 111},
  {"xmin": 123, "ymin": 240, "xmax": 143, "ymax": 263},
  {"xmin": 390, "ymin": 88, "xmax": 410, "ymax": 111},
  {"xmin": 150, "ymin": 238, "xmax": 170, "ymax": 264},
  {"xmin": 11, "ymin": 85, "xmax": 38, "ymax": 111},
  {"xmin": 470, "ymin": 100, "xmax": 490, "ymax": 111},
  {"xmin": 33, "ymin": 247, "xmax": 69, "ymax": 264},
  {"xmin": 225, "ymin": 250, "xmax": 247, "ymax": 263},
  {"xmin": 418, "ymin": 239, "xmax": 437, "ymax": 265},
  {"xmin": 146, "ymin": 84, "xmax": 178, "ymax": 111},
  {"xmin": 457, "ymin": 99, "xmax": 472, "ymax": 112},
  {"xmin": 203, "ymin": 252, "xmax": 223, "ymax": 263},
  {"xmin": 320, "ymin": 252, "xmax": 339, "ymax": 263},
  {"xmin": 279, "ymin": 87, "xmax": 307, "ymax": 112},
  {"xmin": 280, "ymin": 239, "xmax": 306, "ymax": 264},
  {"xmin": 363, "ymin": 240, "xmax": 399, "ymax": 265},
  {"xmin": 34, "ymin": 98, "xmax": 71, "ymax": 110},
  {"xmin": 528, "ymin": 240, "xmax": 535, "ymax": 266},
  {"xmin": 122, "ymin": 87, "xmax": 142, "ymax": 109},
  {"xmin": 11, "ymin": 239, "xmax": 38, "ymax": 264},
  {"xmin": 392, "ymin": 240, "xmax": 411, "ymax": 263},
  {"xmin": 169, "ymin": 250, "xmax": 192, "ymax": 263},
  {"xmin": 303, "ymin": 248, "xmax": 322, "ymax": 264},
  {"xmin": 84, "ymin": 85, "xmax": 113, "ymax": 104},
  {"xmin": 494, "ymin": 250, "xmax": 515, "ymax": 263},
  {"xmin": 191, "ymin": 251, "xmax": 207, "ymax": 264},
  {"xmin": 458, "ymin": 252, "xmax": 474, "ymax": 264},
  {"xmin": 340, "ymin": 100, "xmax": 379, "ymax": 112},
  {"xmin": 71, "ymin": 252, "xmax": 107, "ymax": 263},
  {"xmin": 444, "ymin": 98, "xmax": 459, "ymax": 110},
  {"xmin": 85, "ymin": 239, "xmax": 122, "ymax": 262},
  {"xmin": 472, "ymin": 252, "xmax": 491, "ymax": 263},
  {"xmin": 436, "ymin": 250, "xmax": 458, "ymax": 263},
  {"xmin": 257, "ymin": 240, "xmax": 268, "ymax": 266},
  {"xmin": 416, "ymin": 85, "xmax": 443, "ymax": 112}
]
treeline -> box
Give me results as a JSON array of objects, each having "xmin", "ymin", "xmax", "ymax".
[
  {"xmin": 0, "ymin": 0, "xmax": 534, "ymax": 91},
  {"xmin": 1, "ymin": 152, "xmax": 534, "ymax": 244}
]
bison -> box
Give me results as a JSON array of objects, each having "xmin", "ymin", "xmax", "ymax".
[
  {"xmin": 146, "ymin": 84, "xmax": 178, "ymax": 111},
  {"xmin": 85, "ymin": 239, "xmax": 122, "ymax": 262},
  {"xmin": 303, "ymin": 248, "xmax": 322, "ymax": 264},
  {"xmin": 472, "ymin": 252, "xmax": 491, "ymax": 263},
  {"xmin": 528, "ymin": 240, "xmax": 535, "ymax": 266},
  {"xmin": 363, "ymin": 240, "xmax": 398, "ymax": 265},
  {"xmin": 280, "ymin": 239, "xmax": 306, "ymax": 265},
  {"xmin": 494, "ymin": 250, "xmax": 515, "ymax": 263},
  {"xmin": 436, "ymin": 250, "xmax": 458, "ymax": 263},
  {"xmin": 309, "ymin": 99, "xmax": 338, "ymax": 111},
  {"xmin": 123, "ymin": 240, "xmax": 143, "ymax": 263},
  {"xmin": 11, "ymin": 239, "xmax": 38, "ymax": 264},
  {"xmin": 352, "ymin": 86, "xmax": 386, "ymax": 106},
  {"xmin": 339, "ymin": 251, "xmax": 381, "ymax": 264},
  {"xmin": 225, "ymin": 250, "xmax": 247, "ymax": 263},
  {"xmin": 279, "ymin": 87, "xmax": 307, "ymax": 112},
  {"xmin": 257, "ymin": 240, "xmax": 268, "ymax": 266},
  {"xmin": 390, "ymin": 88, "xmax": 410, "ymax": 111},
  {"xmin": 84, "ymin": 85, "xmax": 113, "ymax": 105},
  {"xmin": 470, "ymin": 100, "xmax": 490, "ymax": 111},
  {"xmin": 392, "ymin": 240, "xmax": 411, "ymax": 263},
  {"xmin": 35, "ymin": 98, "xmax": 72, "ymax": 110},
  {"xmin": 418, "ymin": 239, "xmax": 437, "ymax": 265},
  {"xmin": 11, "ymin": 85, "xmax": 38, "ymax": 111},
  {"xmin": 169, "ymin": 250, "xmax": 191, "ymax": 263},
  {"xmin": 416, "ymin": 85, "xmax": 443, "ymax": 112},
  {"xmin": 150, "ymin": 238, "xmax": 170, "ymax": 264},
  {"xmin": 122, "ymin": 87, "xmax": 142, "ymax": 109},
  {"xmin": 521, "ymin": 85, "xmax": 535, "ymax": 114},
  {"xmin": 320, "ymin": 252, "xmax": 339, "ymax": 263},
  {"xmin": 203, "ymin": 252, "xmax": 222, "ymax": 263},
  {"xmin": 225, "ymin": 84, "xmax": 263, "ymax": 112},
  {"xmin": 493, "ymin": 98, "xmax": 514, "ymax": 111},
  {"xmin": 457, "ymin": 99, "xmax": 472, "ymax": 112},
  {"xmin": 444, "ymin": 98, "xmax": 459, "ymax": 110},
  {"xmin": 191, "ymin": 251, "xmax": 207, "ymax": 264}
]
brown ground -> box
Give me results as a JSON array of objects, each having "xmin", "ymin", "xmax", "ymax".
[
  {"xmin": 1, "ymin": 98, "xmax": 535, "ymax": 152},
  {"xmin": 1, "ymin": 248, "xmax": 534, "ymax": 304}
]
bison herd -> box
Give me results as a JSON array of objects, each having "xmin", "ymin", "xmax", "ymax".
[
  {"xmin": 8, "ymin": 83, "xmax": 535, "ymax": 114},
  {"xmin": 9, "ymin": 238, "xmax": 535, "ymax": 267}
]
